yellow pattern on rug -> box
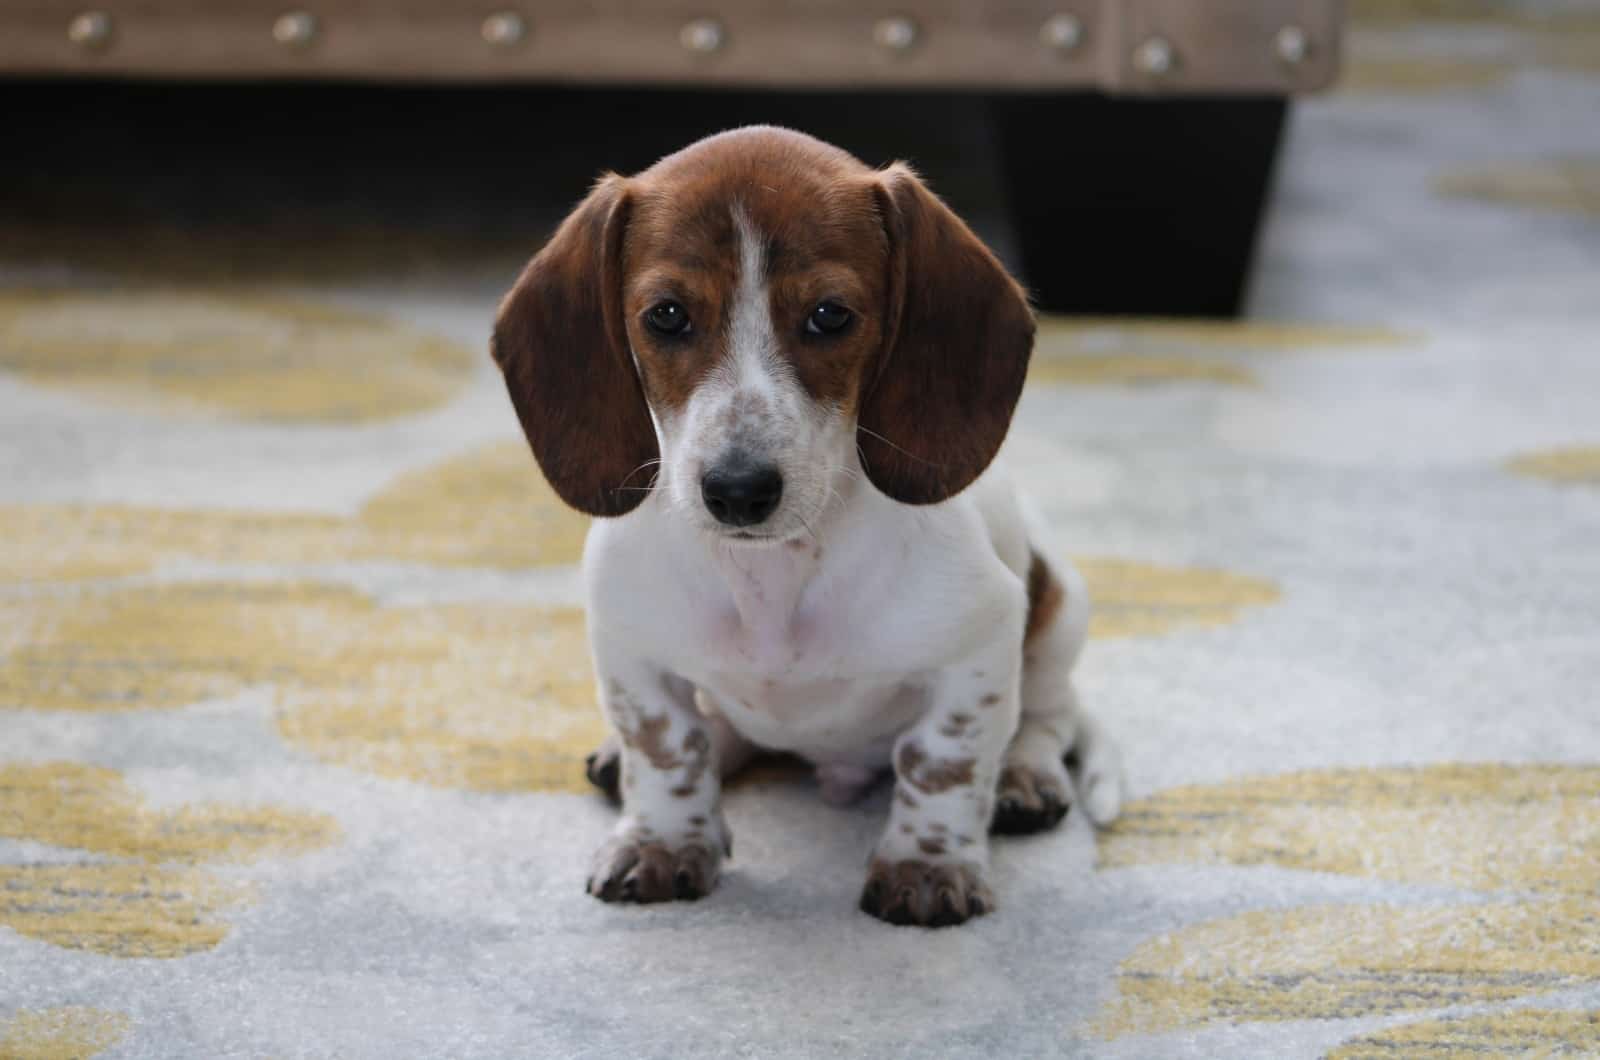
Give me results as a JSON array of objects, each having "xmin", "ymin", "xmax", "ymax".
[
  {"xmin": 1507, "ymin": 445, "xmax": 1600, "ymax": 485},
  {"xmin": 1339, "ymin": 58, "xmax": 1514, "ymax": 95},
  {"xmin": 1037, "ymin": 318, "xmax": 1412, "ymax": 352},
  {"xmin": 0, "ymin": 579, "xmax": 601, "ymax": 792},
  {"xmin": 0, "ymin": 761, "xmax": 335, "ymax": 958},
  {"xmin": 1078, "ymin": 560, "xmax": 1280, "ymax": 638},
  {"xmin": 0, "ymin": 583, "xmax": 374, "ymax": 711},
  {"xmin": 1029, "ymin": 318, "xmax": 1411, "ymax": 389},
  {"xmin": 0, "ymin": 1006, "xmax": 130, "ymax": 1060},
  {"xmin": 1092, "ymin": 764, "xmax": 1600, "ymax": 1040},
  {"xmin": 1029, "ymin": 355, "xmax": 1256, "ymax": 388},
  {"xmin": 0, "ymin": 440, "xmax": 586, "ymax": 582},
  {"xmin": 1327, "ymin": 1008, "xmax": 1600, "ymax": 1059},
  {"xmin": 1435, "ymin": 160, "xmax": 1600, "ymax": 217},
  {"xmin": 1091, "ymin": 899, "xmax": 1600, "ymax": 1037},
  {"xmin": 0, "ymin": 864, "xmax": 245, "ymax": 959},
  {"xmin": 0, "ymin": 291, "xmax": 475, "ymax": 422},
  {"xmin": 275, "ymin": 603, "xmax": 603, "ymax": 794},
  {"xmin": 0, "ymin": 762, "xmax": 336, "ymax": 863},
  {"xmin": 1099, "ymin": 764, "xmax": 1600, "ymax": 893}
]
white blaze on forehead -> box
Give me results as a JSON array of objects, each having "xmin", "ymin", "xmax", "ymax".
[{"xmin": 728, "ymin": 205, "xmax": 784, "ymax": 394}]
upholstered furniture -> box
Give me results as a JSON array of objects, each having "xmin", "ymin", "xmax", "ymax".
[
  {"xmin": 0, "ymin": 0, "xmax": 1344, "ymax": 315},
  {"xmin": 1, "ymin": 1, "xmax": 1339, "ymax": 93}
]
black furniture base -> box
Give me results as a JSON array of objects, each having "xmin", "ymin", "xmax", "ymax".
[
  {"xmin": 989, "ymin": 94, "xmax": 1288, "ymax": 317},
  {"xmin": 3, "ymin": 81, "xmax": 1287, "ymax": 318}
]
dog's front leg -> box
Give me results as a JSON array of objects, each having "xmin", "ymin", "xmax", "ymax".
[
  {"xmin": 585, "ymin": 657, "xmax": 729, "ymax": 904},
  {"xmin": 859, "ymin": 638, "xmax": 1022, "ymax": 928}
]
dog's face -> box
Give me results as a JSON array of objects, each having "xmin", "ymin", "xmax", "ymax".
[
  {"xmin": 493, "ymin": 126, "xmax": 1035, "ymax": 537},
  {"xmin": 621, "ymin": 152, "xmax": 890, "ymax": 541}
]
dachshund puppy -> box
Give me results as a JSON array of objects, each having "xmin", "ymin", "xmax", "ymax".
[{"xmin": 493, "ymin": 126, "xmax": 1122, "ymax": 927}]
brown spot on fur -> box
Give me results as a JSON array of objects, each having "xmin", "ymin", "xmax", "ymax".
[
  {"xmin": 979, "ymin": 694, "xmax": 1002, "ymax": 708},
  {"xmin": 896, "ymin": 740, "xmax": 926, "ymax": 779},
  {"xmin": 896, "ymin": 740, "xmax": 977, "ymax": 795},
  {"xmin": 930, "ymin": 822, "xmax": 948, "ymax": 835},
  {"xmin": 665, "ymin": 728, "xmax": 713, "ymax": 798},
  {"xmin": 896, "ymin": 789, "xmax": 919, "ymax": 810},
  {"xmin": 787, "ymin": 538, "xmax": 809, "ymax": 551},
  {"xmin": 688, "ymin": 815, "xmax": 708, "ymax": 827},
  {"xmin": 917, "ymin": 757, "xmax": 976, "ymax": 795},
  {"xmin": 1025, "ymin": 548, "xmax": 1066, "ymax": 645},
  {"xmin": 918, "ymin": 837, "xmax": 947, "ymax": 856},
  {"xmin": 900, "ymin": 823, "xmax": 915, "ymax": 835},
  {"xmin": 680, "ymin": 728, "xmax": 712, "ymax": 791},
  {"xmin": 618, "ymin": 714, "xmax": 677, "ymax": 771}
]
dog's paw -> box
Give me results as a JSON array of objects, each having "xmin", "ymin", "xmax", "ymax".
[
  {"xmin": 858, "ymin": 858, "xmax": 994, "ymax": 928},
  {"xmin": 990, "ymin": 762, "xmax": 1071, "ymax": 835},
  {"xmin": 583, "ymin": 741, "xmax": 621, "ymax": 802},
  {"xmin": 586, "ymin": 832, "xmax": 722, "ymax": 904}
]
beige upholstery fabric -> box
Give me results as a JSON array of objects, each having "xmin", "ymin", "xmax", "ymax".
[{"xmin": 0, "ymin": 0, "xmax": 1340, "ymax": 92}]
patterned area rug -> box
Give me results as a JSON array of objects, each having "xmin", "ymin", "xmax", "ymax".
[{"xmin": 3, "ymin": 6, "xmax": 1600, "ymax": 1058}]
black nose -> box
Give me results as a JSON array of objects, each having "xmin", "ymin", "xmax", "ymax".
[{"xmin": 701, "ymin": 464, "xmax": 784, "ymax": 527}]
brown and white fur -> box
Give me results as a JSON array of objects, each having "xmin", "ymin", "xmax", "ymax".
[{"xmin": 492, "ymin": 126, "xmax": 1123, "ymax": 928}]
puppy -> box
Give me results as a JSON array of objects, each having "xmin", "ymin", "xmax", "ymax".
[{"xmin": 492, "ymin": 126, "xmax": 1123, "ymax": 927}]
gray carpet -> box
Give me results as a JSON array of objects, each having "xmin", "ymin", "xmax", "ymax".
[{"xmin": 3, "ymin": 6, "xmax": 1600, "ymax": 1057}]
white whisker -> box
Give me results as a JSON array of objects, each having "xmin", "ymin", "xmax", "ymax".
[{"xmin": 857, "ymin": 425, "xmax": 944, "ymax": 468}]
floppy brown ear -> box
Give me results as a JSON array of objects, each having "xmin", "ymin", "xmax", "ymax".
[
  {"xmin": 859, "ymin": 163, "xmax": 1036, "ymax": 505},
  {"xmin": 491, "ymin": 174, "xmax": 658, "ymax": 517}
]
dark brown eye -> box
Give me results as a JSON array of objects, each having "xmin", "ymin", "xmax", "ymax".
[
  {"xmin": 806, "ymin": 301, "xmax": 851, "ymax": 335},
  {"xmin": 645, "ymin": 301, "xmax": 690, "ymax": 336}
]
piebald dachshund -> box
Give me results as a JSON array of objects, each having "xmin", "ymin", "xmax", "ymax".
[{"xmin": 493, "ymin": 126, "xmax": 1123, "ymax": 928}]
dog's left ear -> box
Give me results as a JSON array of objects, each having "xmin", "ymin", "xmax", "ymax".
[
  {"xmin": 491, "ymin": 173, "xmax": 659, "ymax": 517},
  {"xmin": 859, "ymin": 163, "xmax": 1035, "ymax": 505}
]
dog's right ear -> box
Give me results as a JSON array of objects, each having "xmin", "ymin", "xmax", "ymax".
[{"xmin": 491, "ymin": 174, "xmax": 659, "ymax": 517}]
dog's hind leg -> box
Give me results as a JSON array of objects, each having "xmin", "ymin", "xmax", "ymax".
[{"xmin": 992, "ymin": 548, "xmax": 1124, "ymax": 834}]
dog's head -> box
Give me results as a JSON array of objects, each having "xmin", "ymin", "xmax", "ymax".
[{"xmin": 492, "ymin": 126, "xmax": 1034, "ymax": 542}]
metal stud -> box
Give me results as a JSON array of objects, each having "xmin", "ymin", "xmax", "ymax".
[
  {"xmin": 481, "ymin": 11, "xmax": 527, "ymax": 46},
  {"xmin": 66, "ymin": 10, "xmax": 113, "ymax": 49},
  {"xmin": 873, "ymin": 16, "xmax": 919, "ymax": 53},
  {"xmin": 1275, "ymin": 24, "xmax": 1310, "ymax": 65},
  {"xmin": 272, "ymin": 11, "xmax": 318, "ymax": 47},
  {"xmin": 679, "ymin": 17, "xmax": 726, "ymax": 54},
  {"xmin": 1039, "ymin": 13, "xmax": 1083, "ymax": 53},
  {"xmin": 1132, "ymin": 35, "xmax": 1175, "ymax": 77}
]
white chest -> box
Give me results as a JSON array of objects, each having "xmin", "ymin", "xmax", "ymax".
[{"xmin": 674, "ymin": 560, "xmax": 925, "ymax": 759}]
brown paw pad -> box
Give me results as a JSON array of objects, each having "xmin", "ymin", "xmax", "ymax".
[
  {"xmin": 859, "ymin": 859, "xmax": 993, "ymax": 928},
  {"xmin": 587, "ymin": 840, "xmax": 719, "ymax": 904},
  {"xmin": 990, "ymin": 764, "xmax": 1070, "ymax": 835}
]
